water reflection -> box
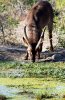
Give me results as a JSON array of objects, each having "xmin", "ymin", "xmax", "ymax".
[{"xmin": 0, "ymin": 85, "xmax": 18, "ymax": 97}]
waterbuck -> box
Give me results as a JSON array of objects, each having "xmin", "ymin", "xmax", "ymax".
[{"xmin": 22, "ymin": 1, "xmax": 54, "ymax": 62}]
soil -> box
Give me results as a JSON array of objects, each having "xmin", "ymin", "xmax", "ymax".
[{"xmin": 0, "ymin": 45, "xmax": 65, "ymax": 62}]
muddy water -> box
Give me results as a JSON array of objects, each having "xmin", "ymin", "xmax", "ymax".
[{"xmin": 0, "ymin": 78, "xmax": 65, "ymax": 100}]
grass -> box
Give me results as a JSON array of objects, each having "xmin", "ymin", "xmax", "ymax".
[
  {"xmin": 0, "ymin": 78, "xmax": 65, "ymax": 100},
  {"xmin": 56, "ymin": 0, "xmax": 65, "ymax": 10},
  {"xmin": 0, "ymin": 61, "xmax": 65, "ymax": 99},
  {"xmin": 0, "ymin": 61, "xmax": 65, "ymax": 80}
]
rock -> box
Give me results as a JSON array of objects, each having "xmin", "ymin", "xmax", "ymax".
[
  {"xmin": 52, "ymin": 53, "xmax": 63, "ymax": 61},
  {"xmin": 61, "ymin": 51, "xmax": 65, "ymax": 57},
  {"xmin": 0, "ymin": 55, "xmax": 4, "ymax": 60}
]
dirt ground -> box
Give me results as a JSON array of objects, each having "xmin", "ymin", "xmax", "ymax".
[{"xmin": 0, "ymin": 45, "xmax": 65, "ymax": 62}]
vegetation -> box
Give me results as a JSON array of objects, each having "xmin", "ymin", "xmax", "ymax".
[
  {"xmin": 54, "ymin": 0, "xmax": 65, "ymax": 47},
  {"xmin": 0, "ymin": 61, "xmax": 65, "ymax": 100},
  {"xmin": 0, "ymin": 77, "xmax": 65, "ymax": 100},
  {"xmin": 0, "ymin": 61, "xmax": 65, "ymax": 80}
]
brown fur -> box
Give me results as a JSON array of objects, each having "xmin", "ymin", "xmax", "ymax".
[{"xmin": 23, "ymin": 1, "xmax": 54, "ymax": 62}]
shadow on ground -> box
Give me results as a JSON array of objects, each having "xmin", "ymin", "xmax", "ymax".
[{"xmin": 0, "ymin": 45, "xmax": 65, "ymax": 62}]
